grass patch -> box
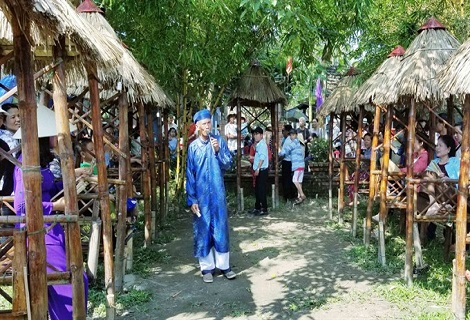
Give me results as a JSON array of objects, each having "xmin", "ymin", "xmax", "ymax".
[
  {"xmin": 328, "ymin": 196, "xmax": 459, "ymax": 319},
  {"xmin": 88, "ymin": 288, "xmax": 152, "ymax": 318}
]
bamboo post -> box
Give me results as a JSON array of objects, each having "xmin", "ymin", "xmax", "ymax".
[
  {"xmin": 53, "ymin": 37, "xmax": 87, "ymax": 318},
  {"xmin": 236, "ymin": 99, "xmax": 242, "ymax": 212},
  {"xmin": 378, "ymin": 105, "xmax": 393, "ymax": 265},
  {"xmin": 148, "ymin": 110, "xmax": 157, "ymax": 239},
  {"xmin": 273, "ymin": 103, "xmax": 280, "ymax": 208},
  {"xmin": 365, "ymin": 105, "xmax": 381, "ymax": 246},
  {"xmin": 404, "ymin": 98, "xmax": 416, "ymax": 286},
  {"xmin": 87, "ymin": 206, "xmax": 101, "ymax": 280},
  {"xmin": 338, "ymin": 112, "xmax": 346, "ymax": 224},
  {"xmin": 12, "ymin": 231, "xmax": 27, "ymax": 316},
  {"xmin": 11, "ymin": 13, "xmax": 48, "ymax": 320},
  {"xmin": 86, "ymin": 62, "xmax": 115, "ymax": 318},
  {"xmin": 412, "ymin": 223, "xmax": 424, "ymax": 268},
  {"xmin": 451, "ymin": 94, "xmax": 470, "ymax": 319},
  {"xmin": 163, "ymin": 109, "xmax": 169, "ymax": 220},
  {"xmin": 157, "ymin": 107, "xmax": 164, "ymax": 226},
  {"xmin": 378, "ymin": 221, "xmax": 386, "ymax": 266},
  {"xmin": 115, "ymin": 93, "xmax": 129, "ymax": 293},
  {"xmin": 352, "ymin": 107, "xmax": 364, "ymax": 237},
  {"xmin": 125, "ymin": 232, "xmax": 133, "ymax": 271},
  {"xmin": 328, "ymin": 113, "xmax": 334, "ymax": 220},
  {"xmin": 138, "ymin": 103, "xmax": 152, "ymax": 247},
  {"xmin": 271, "ymin": 184, "xmax": 275, "ymax": 209},
  {"xmin": 428, "ymin": 111, "xmax": 436, "ymax": 160}
]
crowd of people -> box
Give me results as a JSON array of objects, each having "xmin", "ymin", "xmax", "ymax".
[{"xmin": 0, "ymin": 102, "xmax": 146, "ymax": 318}]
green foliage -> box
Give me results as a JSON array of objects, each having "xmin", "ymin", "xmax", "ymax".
[
  {"xmin": 308, "ymin": 138, "xmax": 329, "ymax": 162},
  {"xmin": 353, "ymin": 0, "xmax": 470, "ymax": 82}
]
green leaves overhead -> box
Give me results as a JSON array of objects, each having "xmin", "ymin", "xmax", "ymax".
[{"xmin": 99, "ymin": 0, "xmax": 470, "ymax": 111}]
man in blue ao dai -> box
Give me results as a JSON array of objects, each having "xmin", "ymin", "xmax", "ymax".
[{"xmin": 186, "ymin": 109, "xmax": 237, "ymax": 283}]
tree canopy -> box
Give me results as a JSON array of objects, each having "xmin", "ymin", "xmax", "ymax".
[{"xmin": 99, "ymin": 0, "xmax": 470, "ymax": 109}]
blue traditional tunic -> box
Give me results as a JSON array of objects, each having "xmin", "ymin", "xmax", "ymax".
[{"xmin": 186, "ymin": 135, "xmax": 232, "ymax": 258}]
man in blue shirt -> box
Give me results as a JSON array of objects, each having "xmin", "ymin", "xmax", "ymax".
[
  {"xmin": 186, "ymin": 109, "xmax": 236, "ymax": 283},
  {"xmin": 250, "ymin": 126, "xmax": 269, "ymax": 215},
  {"xmin": 281, "ymin": 124, "xmax": 296, "ymax": 202}
]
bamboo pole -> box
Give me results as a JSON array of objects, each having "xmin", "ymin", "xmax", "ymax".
[
  {"xmin": 85, "ymin": 62, "xmax": 115, "ymax": 319},
  {"xmin": 138, "ymin": 103, "xmax": 151, "ymax": 247},
  {"xmin": 365, "ymin": 105, "xmax": 381, "ymax": 246},
  {"xmin": 157, "ymin": 107, "xmax": 165, "ymax": 226},
  {"xmin": 328, "ymin": 113, "xmax": 334, "ymax": 220},
  {"xmin": 378, "ymin": 105, "xmax": 393, "ymax": 266},
  {"xmin": 163, "ymin": 109, "xmax": 169, "ymax": 220},
  {"xmin": 273, "ymin": 103, "xmax": 280, "ymax": 208},
  {"xmin": 352, "ymin": 107, "xmax": 364, "ymax": 237},
  {"xmin": 11, "ymin": 12, "xmax": 48, "ymax": 320},
  {"xmin": 12, "ymin": 231, "xmax": 27, "ymax": 315},
  {"xmin": 114, "ymin": 93, "xmax": 129, "ymax": 293},
  {"xmin": 86, "ymin": 202, "xmax": 101, "ymax": 280},
  {"xmin": 404, "ymin": 98, "xmax": 416, "ymax": 286},
  {"xmin": 236, "ymin": 99, "xmax": 242, "ymax": 212},
  {"xmin": 0, "ymin": 59, "xmax": 62, "ymax": 105},
  {"xmin": 338, "ymin": 112, "xmax": 346, "ymax": 223},
  {"xmin": 451, "ymin": 94, "xmax": 470, "ymax": 319},
  {"xmin": 53, "ymin": 37, "xmax": 86, "ymax": 318},
  {"xmin": 147, "ymin": 110, "xmax": 157, "ymax": 239}
]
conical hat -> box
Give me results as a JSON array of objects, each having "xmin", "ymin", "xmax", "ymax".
[
  {"xmin": 13, "ymin": 104, "xmax": 77, "ymax": 139},
  {"xmin": 297, "ymin": 133, "xmax": 305, "ymax": 145}
]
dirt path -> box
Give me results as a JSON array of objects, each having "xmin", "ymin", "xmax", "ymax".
[{"xmin": 119, "ymin": 200, "xmax": 406, "ymax": 319}]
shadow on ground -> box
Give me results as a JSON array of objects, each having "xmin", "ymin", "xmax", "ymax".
[{"xmin": 118, "ymin": 199, "xmax": 401, "ymax": 319}]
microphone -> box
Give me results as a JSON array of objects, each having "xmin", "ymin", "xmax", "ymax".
[{"xmin": 206, "ymin": 129, "xmax": 216, "ymax": 153}]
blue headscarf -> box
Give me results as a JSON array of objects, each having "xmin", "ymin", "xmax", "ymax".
[{"xmin": 193, "ymin": 109, "xmax": 211, "ymax": 123}]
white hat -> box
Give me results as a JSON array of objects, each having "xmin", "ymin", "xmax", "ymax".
[
  {"xmin": 0, "ymin": 108, "xmax": 9, "ymax": 115},
  {"xmin": 346, "ymin": 115, "xmax": 352, "ymax": 121},
  {"xmin": 297, "ymin": 133, "xmax": 305, "ymax": 145},
  {"xmin": 13, "ymin": 104, "xmax": 77, "ymax": 139}
]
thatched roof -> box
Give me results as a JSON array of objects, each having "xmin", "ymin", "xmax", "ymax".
[
  {"xmin": 438, "ymin": 33, "xmax": 470, "ymax": 97},
  {"xmin": 386, "ymin": 17, "xmax": 460, "ymax": 105},
  {"xmin": 228, "ymin": 60, "xmax": 286, "ymax": 107},
  {"xmin": 354, "ymin": 46, "xmax": 405, "ymax": 106},
  {"xmin": 317, "ymin": 68, "xmax": 361, "ymax": 118},
  {"xmin": 76, "ymin": 0, "xmax": 172, "ymax": 106},
  {"xmin": 0, "ymin": 0, "xmax": 122, "ymax": 76}
]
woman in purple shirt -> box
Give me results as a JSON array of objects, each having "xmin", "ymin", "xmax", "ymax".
[{"xmin": 14, "ymin": 138, "xmax": 88, "ymax": 320}]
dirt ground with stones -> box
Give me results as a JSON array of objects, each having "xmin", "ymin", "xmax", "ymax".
[{"xmin": 117, "ymin": 200, "xmax": 409, "ymax": 320}]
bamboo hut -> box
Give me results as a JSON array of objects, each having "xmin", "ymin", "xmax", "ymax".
[
  {"xmin": 0, "ymin": 0, "xmax": 125, "ymax": 318},
  {"xmin": 353, "ymin": 45, "xmax": 406, "ymax": 248},
  {"xmin": 317, "ymin": 68, "xmax": 368, "ymax": 236},
  {"xmin": 376, "ymin": 17, "xmax": 460, "ymax": 284},
  {"xmin": 437, "ymin": 34, "xmax": 470, "ymax": 319},
  {"xmin": 228, "ymin": 60, "xmax": 286, "ymax": 212},
  {"xmin": 76, "ymin": 0, "xmax": 173, "ymax": 292}
]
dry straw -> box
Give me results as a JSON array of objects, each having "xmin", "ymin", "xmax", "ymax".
[
  {"xmin": 387, "ymin": 18, "xmax": 460, "ymax": 107},
  {"xmin": 438, "ymin": 33, "xmax": 470, "ymax": 98},
  {"xmin": 317, "ymin": 69, "xmax": 361, "ymax": 118},
  {"xmin": 0, "ymin": 0, "xmax": 123, "ymax": 84},
  {"xmin": 229, "ymin": 60, "xmax": 286, "ymax": 107},
  {"xmin": 354, "ymin": 46, "xmax": 405, "ymax": 106},
  {"xmin": 78, "ymin": 0, "xmax": 173, "ymax": 106}
]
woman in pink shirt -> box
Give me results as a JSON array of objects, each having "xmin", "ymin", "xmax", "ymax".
[{"xmin": 400, "ymin": 135, "xmax": 428, "ymax": 174}]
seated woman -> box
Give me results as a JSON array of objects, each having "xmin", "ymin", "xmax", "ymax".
[
  {"xmin": 417, "ymin": 134, "xmax": 459, "ymax": 217},
  {"xmin": 347, "ymin": 133, "xmax": 372, "ymax": 206},
  {"xmin": 14, "ymin": 137, "xmax": 88, "ymax": 320},
  {"xmin": 400, "ymin": 135, "xmax": 429, "ymax": 175}
]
